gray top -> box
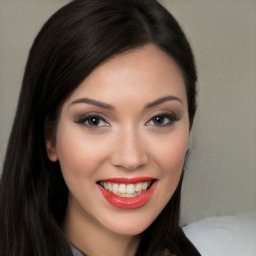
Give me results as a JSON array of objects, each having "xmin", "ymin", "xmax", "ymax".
[{"xmin": 70, "ymin": 244, "xmax": 85, "ymax": 256}]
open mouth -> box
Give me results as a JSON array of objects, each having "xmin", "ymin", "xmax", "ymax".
[
  {"xmin": 98, "ymin": 180, "xmax": 154, "ymax": 198},
  {"xmin": 97, "ymin": 177, "xmax": 157, "ymax": 209}
]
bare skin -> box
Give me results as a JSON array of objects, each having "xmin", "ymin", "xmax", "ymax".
[
  {"xmin": 46, "ymin": 44, "xmax": 189, "ymax": 256},
  {"xmin": 63, "ymin": 196, "xmax": 140, "ymax": 256}
]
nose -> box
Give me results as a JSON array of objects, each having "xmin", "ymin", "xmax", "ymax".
[{"xmin": 110, "ymin": 127, "xmax": 148, "ymax": 170}]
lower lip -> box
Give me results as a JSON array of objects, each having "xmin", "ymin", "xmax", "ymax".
[{"xmin": 98, "ymin": 182, "xmax": 156, "ymax": 210}]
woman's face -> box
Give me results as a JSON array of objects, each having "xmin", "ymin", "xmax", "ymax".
[{"xmin": 47, "ymin": 44, "xmax": 189, "ymax": 236}]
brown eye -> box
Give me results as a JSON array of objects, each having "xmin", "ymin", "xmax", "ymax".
[
  {"xmin": 152, "ymin": 116, "xmax": 166, "ymax": 126},
  {"xmin": 75, "ymin": 114, "xmax": 109, "ymax": 128},
  {"xmin": 147, "ymin": 113, "xmax": 177, "ymax": 127},
  {"xmin": 87, "ymin": 116, "xmax": 102, "ymax": 126}
]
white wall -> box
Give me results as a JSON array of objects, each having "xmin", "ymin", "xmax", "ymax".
[{"xmin": 0, "ymin": 0, "xmax": 255, "ymax": 225}]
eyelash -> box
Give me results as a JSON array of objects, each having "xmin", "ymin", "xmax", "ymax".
[
  {"xmin": 146, "ymin": 112, "xmax": 178, "ymax": 127},
  {"xmin": 75, "ymin": 112, "xmax": 178, "ymax": 129},
  {"xmin": 75, "ymin": 113, "xmax": 109, "ymax": 129}
]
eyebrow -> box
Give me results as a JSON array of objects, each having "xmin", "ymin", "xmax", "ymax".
[
  {"xmin": 71, "ymin": 98, "xmax": 115, "ymax": 109},
  {"xmin": 70, "ymin": 95, "xmax": 183, "ymax": 109},
  {"xmin": 145, "ymin": 95, "xmax": 183, "ymax": 108}
]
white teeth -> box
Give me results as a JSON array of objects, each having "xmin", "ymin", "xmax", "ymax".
[
  {"xmin": 135, "ymin": 183, "xmax": 142, "ymax": 192},
  {"xmin": 122, "ymin": 193, "xmax": 135, "ymax": 198},
  {"xmin": 100, "ymin": 181, "xmax": 152, "ymax": 198},
  {"xmin": 119, "ymin": 184, "xmax": 126, "ymax": 193},
  {"xmin": 113, "ymin": 183, "xmax": 119, "ymax": 192},
  {"xmin": 127, "ymin": 184, "xmax": 135, "ymax": 194},
  {"xmin": 108, "ymin": 183, "xmax": 112, "ymax": 191},
  {"xmin": 142, "ymin": 182, "xmax": 148, "ymax": 191}
]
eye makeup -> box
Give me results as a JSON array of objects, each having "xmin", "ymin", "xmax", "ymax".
[
  {"xmin": 73, "ymin": 109, "xmax": 181, "ymax": 131},
  {"xmin": 146, "ymin": 111, "xmax": 179, "ymax": 127},
  {"xmin": 74, "ymin": 112, "xmax": 110, "ymax": 129}
]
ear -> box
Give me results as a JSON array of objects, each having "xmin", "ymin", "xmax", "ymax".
[
  {"xmin": 45, "ymin": 137, "xmax": 58, "ymax": 162},
  {"xmin": 45, "ymin": 123, "xmax": 58, "ymax": 162}
]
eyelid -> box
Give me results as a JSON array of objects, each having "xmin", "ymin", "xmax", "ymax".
[
  {"xmin": 74, "ymin": 112, "xmax": 109, "ymax": 128},
  {"xmin": 146, "ymin": 111, "xmax": 179, "ymax": 127},
  {"xmin": 74, "ymin": 110, "xmax": 180, "ymax": 129}
]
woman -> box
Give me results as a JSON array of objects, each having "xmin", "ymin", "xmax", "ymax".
[{"xmin": 0, "ymin": 0, "xmax": 200, "ymax": 255}]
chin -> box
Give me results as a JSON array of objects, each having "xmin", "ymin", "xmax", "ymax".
[{"xmin": 99, "ymin": 207, "xmax": 160, "ymax": 236}]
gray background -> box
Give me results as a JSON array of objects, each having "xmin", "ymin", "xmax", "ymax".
[{"xmin": 0, "ymin": 0, "xmax": 255, "ymax": 225}]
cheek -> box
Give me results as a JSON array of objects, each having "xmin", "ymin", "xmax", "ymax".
[
  {"xmin": 151, "ymin": 129, "xmax": 189, "ymax": 181},
  {"xmin": 55, "ymin": 125, "xmax": 110, "ymax": 183}
]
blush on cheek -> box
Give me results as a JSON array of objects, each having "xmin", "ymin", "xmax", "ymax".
[{"xmin": 161, "ymin": 139, "xmax": 188, "ymax": 165}]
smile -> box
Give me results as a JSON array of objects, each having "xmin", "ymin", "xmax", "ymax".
[
  {"xmin": 97, "ymin": 177, "xmax": 157, "ymax": 209},
  {"xmin": 99, "ymin": 180, "xmax": 152, "ymax": 197}
]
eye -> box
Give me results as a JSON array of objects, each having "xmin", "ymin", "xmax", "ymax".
[
  {"xmin": 75, "ymin": 114, "xmax": 109, "ymax": 128},
  {"xmin": 146, "ymin": 113, "xmax": 177, "ymax": 127},
  {"xmin": 85, "ymin": 116, "xmax": 107, "ymax": 127}
]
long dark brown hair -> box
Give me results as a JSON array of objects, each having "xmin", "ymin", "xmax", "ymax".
[{"xmin": 0, "ymin": 0, "xmax": 199, "ymax": 255}]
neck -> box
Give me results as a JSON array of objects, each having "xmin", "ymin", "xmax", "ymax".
[{"xmin": 62, "ymin": 197, "xmax": 141, "ymax": 256}]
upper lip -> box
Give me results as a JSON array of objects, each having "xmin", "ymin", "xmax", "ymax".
[{"xmin": 98, "ymin": 177, "xmax": 156, "ymax": 184}]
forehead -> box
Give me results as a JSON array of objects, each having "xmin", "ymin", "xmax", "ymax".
[{"xmin": 65, "ymin": 44, "xmax": 187, "ymax": 108}]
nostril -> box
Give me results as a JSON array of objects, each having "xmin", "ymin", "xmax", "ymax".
[
  {"xmin": 109, "ymin": 133, "xmax": 149, "ymax": 170},
  {"xmin": 110, "ymin": 151, "xmax": 148, "ymax": 170}
]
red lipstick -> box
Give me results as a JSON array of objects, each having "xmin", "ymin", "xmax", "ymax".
[
  {"xmin": 97, "ymin": 177, "xmax": 156, "ymax": 209},
  {"xmin": 102, "ymin": 176, "xmax": 154, "ymax": 184}
]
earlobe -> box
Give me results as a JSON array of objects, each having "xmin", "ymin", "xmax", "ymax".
[
  {"xmin": 46, "ymin": 138, "xmax": 58, "ymax": 162},
  {"xmin": 45, "ymin": 120, "xmax": 58, "ymax": 162}
]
